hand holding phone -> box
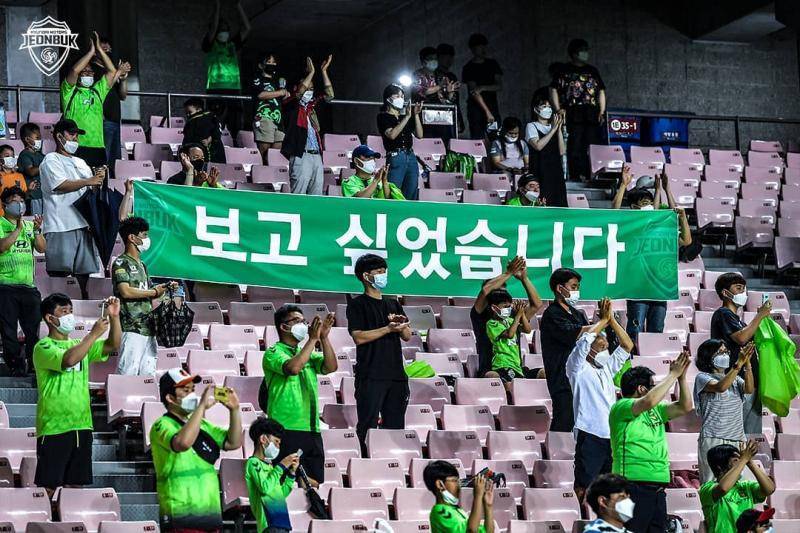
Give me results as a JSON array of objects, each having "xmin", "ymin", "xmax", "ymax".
[{"xmin": 213, "ymin": 386, "xmax": 230, "ymax": 403}]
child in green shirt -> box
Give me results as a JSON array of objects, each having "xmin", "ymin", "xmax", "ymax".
[
  {"xmin": 245, "ymin": 417, "xmax": 300, "ymax": 533},
  {"xmin": 699, "ymin": 441, "xmax": 775, "ymax": 533},
  {"xmin": 484, "ymin": 289, "xmax": 531, "ymax": 391},
  {"xmin": 424, "ymin": 460, "xmax": 495, "ymax": 533}
]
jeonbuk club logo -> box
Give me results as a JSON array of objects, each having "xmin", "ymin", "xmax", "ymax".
[{"xmin": 19, "ymin": 16, "xmax": 79, "ymax": 76}]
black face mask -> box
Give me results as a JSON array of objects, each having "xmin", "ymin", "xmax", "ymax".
[
  {"xmin": 262, "ymin": 64, "xmax": 277, "ymax": 76},
  {"xmin": 191, "ymin": 159, "xmax": 205, "ymax": 172}
]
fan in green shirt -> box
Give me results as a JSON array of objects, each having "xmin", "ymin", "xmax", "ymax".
[
  {"xmin": 60, "ymin": 32, "xmax": 118, "ymax": 150},
  {"xmin": 424, "ymin": 460, "xmax": 495, "ymax": 533},
  {"xmin": 0, "ymin": 187, "xmax": 45, "ymax": 287},
  {"xmin": 34, "ymin": 293, "xmax": 122, "ymax": 436},
  {"xmin": 245, "ymin": 417, "xmax": 300, "ymax": 533},
  {"xmin": 484, "ymin": 289, "xmax": 531, "ymax": 391},
  {"xmin": 202, "ymin": 3, "xmax": 251, "ymax": 91},
  {"xmin": 342, "ymin": 144, "xmax": 404, "ymax": 199},
  {"xmin": 699, "ymin": 440, "xmax": 775, "ymax": 533},
  {"xmin": 506, "ymin": 174, "xmax": 546, "ymax": 206}
]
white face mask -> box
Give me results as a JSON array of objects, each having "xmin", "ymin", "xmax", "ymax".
[
  {"xmin": 505, "ymin": 134, "xmax": 519, "ymax": 143},
  {"xmin": 370, "ymin": 272, "xmax": 388, "ymax": 290},
  {"xmin": 424, "ymin": 60, "xmax": 438, "ymax": 71},
  {"xmin": 137, "ymin": 236, "xmax": 151, "ymax": 252},
  {"xmin": 637, "ymin": 204, "xmax": 655, "ymax": 211},
  {"xmin": 263, "ymin": 441, "xmax": 280, "ymax": 460},
  {"xmin": 713, "ymin": 353, "xmax": 730, "ymax": 370},
  {"xmin": 180, "ymin": 392, "xmax": 200, "ymax": 413},
  {"xmin": 499, "ymin": 307, "xmax": 512, "ymax": 318},
  {"xmin": 577, "ymin": 51, "xmax": 589, "ymax": 62},
  {"xmin": 32, "ymin": 139, "xmax": 42, "ymax": 151},
  {"xmin": 762, "ymin": 527, "xmax": 775, "ymax": 533},
  {"xmin": 731, "ymin": 291, "xmax": 748, "ymax": 307},
  {"xmin": 614, "ymin": 497, "xmax": 635, "ymax": 523},
  {"xmin": 525, "ymin": 191, "xmax": 540, "ymax": 202},
  {"xmin": 538, "ymin": 106, "xmax": 553, "ymax": 119},
  {"xmin": 563, "ymin": 288, "xmax": 580, "ymax": 306},
  {"xmin": 300, "ymin": 90, "xmax": 314, "ymax": 104},
  {"xmin": 441, "ymin": 489, "xmax": 459, "ymax": 506},
  {"xmin": 592, "ymin": 349, "xmax": 610, "ymax": 367},
  {"xmin": 54, "ymin": 313, "xmax": 76, "ymax": 334},
  {"xmin": 217, "ymin": 31, "xmax": 230, "ymax": 42},
  {"xmin": 290, "ymin": 322, "xmax": 309, "ymax": 342},
  {"xmin": 3, "ymin": 156, "xmax": 17, "ymax": 168},
  {"xmin": 80, "ymin": 76, "xmax": 94, "ymax": 87},
  {"xmin": 357, "ymin": 158, "xmax": 377, "ymax": 174},
  {"xmin": 63, "ymin": 139, "xmax": 79, "ymax": 154},
  {"xmin": 389, "ymin": 96, "xmax": 405, "ymax": 110}
]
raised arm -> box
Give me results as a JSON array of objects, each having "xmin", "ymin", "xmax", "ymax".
[
  {"xmin": 603, "ymin": 299, "xmax": 634, "ymax": 353},
  {"xmin": 501, "ymin": 301, "xmax": 527, "ymax": 339},
  {"xmin": 731, "ymin": 300, "xmax": 772, "ymax": 345},
  {"xmin": 103, "ymin": 297, "xmax": 122, "ymax": 355},
  {"xmin": 283, "ymin": 317, "xmax": 321, "ymax": 375},
  {"xmin": 665, "ymin": 350, "xmax": 693, "ymax": 420},
  {"xmin": 412, "ymin": 102, "xmax": 423, "ymax": 139},
  {"xmin": 711, "ymin": 440, "xmax": 759, "ymax": 501},
  {"xmin": 118, "ymin": 179, "xmax": 133, "ymax": 221},
  {"xmin": 203, "ymin": 0, "xmax": 221, "ymax": 47},
  {"xmin": 66, "ymin": 41, "xmax": 96, "ymax": 85},
  {"xmin": 527, "ymin": 113, "xmax": 563, "ymax": 152},
  {"xmin": 222, "ymin": 390, "xmax": 243, "ymax": 451},
  {"xmin": 172, "ymin": 386, "xmax": 215, "ymax": 452},
  {"xmin": 703, "ymin": 344, "xmax": 754, "ymax": 394},
  {"xmin": 549, "ymin": 87, "xmax": 561, "ymax": 112},
  {"xmin": 295, "ymin": 57, "xmax": 315, "ymax": 96},
  {"xmin": 612, "ymin": 166, "xmax": 633, "ymax": 209},
  {"xmin": 320, "ymin": 54, "xmax": 334, "ymax": 101},
  {"xmin": 61, "ymin": 317, "xmax": 108, "ymax": 368},
  {"xmin": 318, "ymin": 314, "xmax": 338, "ymax": 375},
  {"xmin": 467, "ymin": 474, "xmax": 488, "ymax": 533},
  {"xmin": 632, "ymin": 351, "xmax": 690, "ymax": 416},
  {"xmin": 513, "ymin": 261, "xmax": 543, "ymax": 319},
  {"xmin": 92, "ymin": 32, "xmax": 117, "ymax": 85},
  {"xmin": 474, "ymin": 256, "xmax": 524, "ymax": 313},
  {"xmin": 236, "ymin": 0, "xmax": 251, "ymax": 41}
]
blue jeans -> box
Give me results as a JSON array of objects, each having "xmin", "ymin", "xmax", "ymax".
[
  {"xmin": 626, "ymin": 300, "xmax": 667, "ymax": 344},
  {"xmin": 387, "ymin": 150, "xmax": 419, "ymax": 200},
  {"xmin": 103, "ymin": 119, "xmax": 121, "ymax": 176}
]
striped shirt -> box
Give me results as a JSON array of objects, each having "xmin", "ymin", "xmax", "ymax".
[{"xmin": 694, "ymin": 372, "xmax": 747, "ymax": 440}]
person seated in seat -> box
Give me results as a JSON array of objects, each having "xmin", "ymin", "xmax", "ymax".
[
  {"xmin": 484, "ymin": 289, "xmax": 533, "ymax": 392},
  {"xmin": 700, "ymin": 441, "xmax": 775, "ymax": 533},
  {"xmin": 424, "ymin": 460, "xmax": 495, "ymax": 533},
  {"xmin": 583, "ymin": 473, "xmax": 636, "ymax": 532},
  {"xmin": 341, "ymin": 144, "xmax": 403, "ymax": 199},
  {"xmin": 505, "ymin": 173, "xmax": 545, "ymax": 206},
  {"xmin": 489, "ymin": 117, "xmax": 528, "ymax": 183},
  {"xmin": 182, "ymin": 97, "xmax": 226, "ymax": 163},
  {"xmin": 167, "ymin": 143, "xmax": 223, "ymax": 188},
  {"xmin": 245, "ymin": 417, "xmax": 300, "ymax": 533}
]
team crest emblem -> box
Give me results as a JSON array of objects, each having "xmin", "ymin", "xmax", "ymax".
[{"xmin": 19, "ymin": 16, "xmax": 79, "ymax": 76}]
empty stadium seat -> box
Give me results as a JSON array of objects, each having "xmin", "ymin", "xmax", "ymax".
[
  {"xmin": 427, "ymin": 430, "xmax": 482, "ymax": 473},
  {"xmin": 404, "ymin": 404, "xmax": 437, "ymax": 442},
  {"xmin": 403, "ymin": 305, "xmax": 437, "ymax": 331},
  {"xmin": 695, "ymin": 199, "xmax": 735, "ymax": 228},
  {"xmin": 428, "ymin": 329, "xmax": 478, "ymax": 363},
  {"xmin": 567, "ymin": 193, "xmax": 590, "ymax": 208},
  {"xmin": 413, "ymin": 137, "xmax": 447, "ymax": 160},
  {"xmin": 669, "ymin": 148, "xmax": 705, "ymax": 169},
  {"xmin": 589, "ymin": 144, "xmax": 625, "ymax": 174},
  {"xmin": 463, "ymin": 189, "xmax": 502, "ymax": 204},
  {"xmin": 393, "ymin": 487, "xmax": 435, "ymax": 522},
  {"xmin": 0, "ymin": 427, "xmax": 35, "ymax": 473},
  {"xmin": 521, "ymin": 488, "xmax": 581, "ymax": 530},
  {"xmin": 440, "ymin": 306, "xmax": 473, "ymax": 329},
  {"xmin": 187, "ymin": 349, "xmax": 240, "ymax": 383},
  {"xmin": 420, "ymin": 189, "xmax": 458, "ymax": 202},
  {"xmin": 107, "ymin": 375, "xmax": 159, "ymax": 423},
  {"xmin": 472, "ymin": 173, "xmax": 512, "ymax": 192},
  {"xmin": 114, "ymin": 160, "xmax": 156, "ymax": 180},
  {"xmin": 454, "ymin": 378, "xmax": 507, "ymax": 415},
  {"xmin": 510, "ymin": 379, "xmax": 551, "ymax": 407},
  {"xmin": 705, "ymin": 165, "xmax": 742, "ymax": 186},
  {"xmin": 322, "ymin": 404, "xmax": 358, "ymax": 429},
  {"xmin": 498, "ymin": 405, "xmax": 550, "ymax": 434},
  {"xmin": 428, "ymin": 172, "xmax": 467, "ymax": 190},
  {"xmin": 630, "ymin": 146, "xmax": 666, "ymax": 168},
  {"xmin": 709, "ymin": 149, "xmax": 744, "ymax": 170},
  {"xmin": 748, "ymin": 150, "xmax": 784, "ymax": 169},
  {"xmin": 133, "ymin": 143, "xmax": 173, "ymax": 167},
  {"xmin": 449, "ymin": 139, "xmax": 487, "ymax": 161},
  {"xmin": 286, "ymin": 487, "xmax": 317, "ymax": 531},
  {"xmin": 486, "ymin": 430, "xmax": 541, "ymax": 474},
  {"xmin": 0, "ymin": 487, "xmax": 51, "ymax": 530},
  {"xmin": 532, "ymin": 459, "xmax": 574, "ymax": 489},
  {"xmin": 637, "ymin": 332, "xmax": 683, "ymax": 357},
  {"xmin": 328, "ymin": 487, "xmax": 389, "ymax": 523},
  {"xmin": 208, "ymin": 324, "xmax": 260, "ymax": 351},
  {"xmin": 665, "ymin": 488, "xmax": 702, "ymax": 531},
  {"xmin": 544, "ymin": 432, "xmax": 576, "ymax": 460},
  {"xmin": 97, "ymin": 522, "xmax": 159, "ymax": 533},
  {"xmin": 347, "ymin": 458, "xmax": 405, "ymax": 499},
  {"xmin": 228, "ymin": 302, "xmax": 275, "ymax": 337},
  {"xmin": 59, "ymin": 488, "xmax": 121, "ymax": 533},
  {"xmin": 441, "ymin": 404, "xmax": 495, "ymax": 442}
]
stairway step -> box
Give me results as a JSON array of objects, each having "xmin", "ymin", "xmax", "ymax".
[
  {"xmin": 92, "ymin": 474, "xmax": 154, "ymax": 492},
  {"xmin": 120, "ymin": 503, "xmax": 159, "ymax": 523},
  {"xmin": 0, "ymin": 388, "xmax": 38, "ymax": 403}
]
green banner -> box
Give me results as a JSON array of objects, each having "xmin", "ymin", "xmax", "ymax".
[{"xmin": 134, "ymin": 182, "xmax": 678, "ymax": 300}]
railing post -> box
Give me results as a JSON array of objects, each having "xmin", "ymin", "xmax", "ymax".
[
  {"xmin": 166, "ymin": 92, "xmax": 172, "ymax": 123},
  {"xmin": 15, "ymin": 85, "xmax": 22, "ymax": 125},
  {"xmin": 734, "ymin": 116, "xmax": 741, "ymax": 152}
]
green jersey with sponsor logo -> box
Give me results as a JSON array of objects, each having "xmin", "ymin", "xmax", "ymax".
[{"xmin": 430, "ymin": 503, "xmax": 486, "ymax": 533}]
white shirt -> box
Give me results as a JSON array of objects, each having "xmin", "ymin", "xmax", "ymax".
[
  {"xmin": 40, "ymin": 152, "xmax": 92, "ymax": 234},
  {"xmin": 525, "ymin": 121, "xmax": 552, "ymax": 142},
  {"xmin": 566, "ymin": 331, "xmax": 630, "ymax": 439}
]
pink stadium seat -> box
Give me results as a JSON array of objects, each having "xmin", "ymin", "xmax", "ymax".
[
  {"xmin": 742, "ymin": 182, "xmax": 780, "ymax": 205},
  {"xmin": 0, "ymin": 427, "xmax": 35, "ymax": 473},
  {"xmin": 544, "ymin": 431, "xmax": 576, "ymax": 461},
  {"xmin": 28, "ymin": 111, "xmax": 60, "ymax": 124},
  {"xmin": 511, "ymin": 379, "xmax": 551, "ymax": 407},
  {"xmin": 208, "ymin": 324, "xmax": 260, "ymax": 351},
  {"xmin": 420, "ymin": 189, "xmax": 458, "ymax": 202},
  {"xmin": 745, "ymin": 166, "xmax": 782, "ymax": 188},
  {"xmin": 739, "ymin": 199, "xmax": 777, "ymax": 227},
  {"xmin": 454, "ymin": 378, "xmax": 506, "ymax": 415},
  {"xmin": 736, "ymin": 217, "xmax": 774, "ymax": 251},
  {"xmin": 589, "ymin": 144, "xmax": 625, "ymax": 174},
  {"xmin": 193, "ymin": 283, "xmax": 242, "ymax": 311},
  {"xmin": 245, "ymin": 286, "xmax": 295, "ymax": 305},
  {"xmin": 346, "ymin": 458, "xmax": 405, "ymax": 498},
  {"xmin": 409, "ymin": 377, "xmax": 451, "ymax": 415},
  {"xmin": 498, "ymin": 405, "xmax": 550, "ymax": 434},
  {"xmin": 234, "ymin": 130, "xmax": 256, "ymax": 149},
  {"xmin": 216, "ymin": 377, "xmax": 259, "ymax": 415},
  {"xmin": 783, "ymin": 185, "xmax": 800, "ymax": 204},
  {"xmin": 695, "ymin": 198, "xmax": 735, "ymax": 228},
  {"xmin": 0, "ymin": 487, "xmax": 51, "ymax": 530},
  {"xmin": 285, "ymin": 487, "xmax": 317, "ymax": 531},
  {"xmin": 413, "ymin": 137, "xmax": 447, "ymax": 160},
  {"xmin": 318, "ymin": 375, "xmax": 337, "ymax": 410},
  {"xmin": 308, "ymin": 519, "xmax": 366, "ymax": 532},
  {"xmin": 637, "ymin": 332, "xmax": 683, "ymax": 357},
  {"xmin": 750, "ymin": 140, "xmax": 782, "ymax": 153},
  {"xmin": 771, "ymin": 489, "xmax": 800, "ymax": 519},
  {"xmin": 328, "ymin": 487, "xmax": 389, "ymax": 523},
  {"xmin": 297, "ymin": 290, "xmax": 348, "ymax": 310},
  {"xmin": 365, "ymin": 135, "xmax": 385, "ymax": 156},
  {"xmin": 441, "ymin": 405, "xmax": 495, "ymax": 442},
  {"xmin": 522, "ymin": 488, "xmax": 581, "ymax": 530},
  {"xmin": 665, "ymin": 433, "xmax": 699, "ymax": 462},
  {"xmin": 402, "ymin": 305, "xmax": 437, "ymax": 332},
  {"xmin": 106, "ymin": 374, "xmax": 158, "ymax": 423},
  {"xmin": 266, "ymin": 148, "xmax": 290, "ymax": 168},
  {"xmin": 567, "ymin": 193, "xmax": 590, "ymax": 208},
  {"xmin": 634, "ymin": 356, "xmax": 671, "ymax": 381},
  {"xmin": 224, "ymin": 146, "xmax": 262, "ymax": 169},
  {"xmin": 97, "ymin": 522, "xmax": 159, "ymax": 533},
  {"xmin": 393, "ymin": 488, "xmax": 435, "ymax": 522},
  {"xmin": 404, "ymin": 404, "xmax": 437, "ymax": 442},
  {"xmin": 323, "ymin": 133, "xmax": 360, "ymax": 154},
  {"xmin": 409, "ymin": 457, "xmax": 465, "ymax": 488},
  {"xmin": 121, "ymin": 125, "xmax": 147, "ymax": 151},
  {"xmin": 666, "ymin": 162, "xmax": 702, "ymax": 182},
  {"xmin": 59, "ymin": 487, "xmax": 121, "ymax": 533},
  {"xmin": 486, "ymin": 430, "xmax": 541, "ymax": 474},
  {"xmin": 292, "ymin": 303, "xmax": 332, "ymax": 323},
  {"xmin": 322, "ymin": 404, "xmax": 358, "ymax": 429},
  {"xmin": 776, "ymin": 434, "xmax": 800, "ymax": 460},
  {"xmin": 670, "ymin": 147, "xmax": 706, "ymax": 169},
  {"xmin": 709, "ymin": 149, "xmax": 744, "ymax": 170},
  {"xmin": 624, "ymin": 163, "xmax": 663, "ymax": 190},
  {"xmin": 159, "ymin": 160, "xmax": 181, "ymax": 180},
  {"xmin": 321, "ymin": 150, "xmax": 351, "ymax": 173},
  {"xmin": 697, "ymin": 288, "xmax": 723, "ymax": 312},
  {"xmin": 532, "ymin": 459, "xmax": 574, "ymax": 489},
  {"xmin": 700, "ymin": 180, "xmax": 738, "ymax": 203},
  {"xmin": 472, "ymin": 173, "xmax": 512, "ymax": 192},
  {"xmin": 507, "ymin": 521, "xmax": 567, "ymax": 532},
  {"xmin": 630, "ymin": 146, "xmax": 666, "ymax": 168},
  {"xmin": 114, "ymin": 160, "xmax": 156, "ymax": 180},
  {"xmin": 327, "ymin": 326, "xmax": 356, "ymax": 361},
  {"xmin": 185, "ymin": 301, "xmax": 224, "ymax": 336},
  {"xmin": 251, "ymin": 165, "xmax": 290, "ymax": 187},
  {"xmin": 156, "ymin": 347, "xmax": 182, "ymax": 370},
  {"xmin": 150, "ymin": 127, "xmax": 182, "ymax": 145},
  {"xmin": 207, "ymin": 162, "xmax": 247, "ymax": 185},
  {"xmin": 748, "ymin": 150, "xmax": 784, "ymax": 169},
  {"xmin": 402, "ymin": 296, "xmax": 450, "ymax": 316},
  {"xmin": 229, "ymin": 302, "xmax": 275, "ymax": 337},
  {"xmin": 665, "ymin": 488, "xmax": 702, "ymax": 531},
  {"xmin": 440, "ymin": 306, "xmax": 472, "ymax": 329},
  {"xmin": 705, "ymin": 165, "xmax": 742, "ymax": 186},
  {"xmin": 746, "ymin": 291, "xmax": 791, "ymax": 321},
  {"xmin": 140, "ymin": 402, "xmax": 166, "ymax": 451},
  {"xmin": 427, "ymin": 329, "xmax": 477, "ymax": 363},
  {"xmin": 449, "ymin": 139, "xmax": 487, "ymax": 160},
  {"xmin": 428, "ymin": 172, "xmax": 467, "ymax": 190},
  {"xmin": 669, "ymin": 179, "xmax": 699, "ymax": 208},
  {"xmin": 427, "ymin": 430, "xmax": 482, "ymax": 473},
  {"xmin": 782, "ymin": 203, "xmax": 800, "ymax": 219},
  {"xmin": 772, "ymin": 460, "xmax": 800, "ymax": 490},
  {"xmin": 462, "ymin": 189, "xmax": 502, "ymax": 204},
  {"xmin": 667, "ymin": 410, "xmax": 702, "ymax": 433},
  {"xmin": 322, "ymin": 429, "xmax": 361, "ymax": 472},
  {"xmin": 463, "ymin": 486, "xmax": 517, "ymax": 529}
]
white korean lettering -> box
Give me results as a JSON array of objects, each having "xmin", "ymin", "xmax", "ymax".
[
  {"xmin": 336, "ymin": 214, "xmax": 387, "ymax": 275},
  {"xmin": 190, "ymin": 206, "xmax": 247, "ymax": 262},
  {"xmin": 572, "ymin": 224, "xmax": 626, "ymax": 284},
  {"xmin": 251, "ymin": 212, "xmax": 308, "ymax": 266},
  {"xmin": 454, "ymin": 219, "xmax": 508, "ymax": 279},
  {"xmin": 396, "ymin": 217, "xmax": 450, "ymax": 279}
]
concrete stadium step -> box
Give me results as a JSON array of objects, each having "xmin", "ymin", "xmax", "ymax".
[
  {"xmin": 92, "ymin": 461, "xmax": 155, "ymax": 492},
  {"xmin": 119, "ymin": 492, "xmax": 159, "ymax": 522},
  {"xmin": 4, "ymin": 402, "xmax": 112, "ymax": 431}
]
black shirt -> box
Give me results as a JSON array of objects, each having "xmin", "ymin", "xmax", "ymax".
[
  {"xmin": 461, "ymin": 58, "xmax": 503, "ymax": 115},
  {"xmin": 711, "ymin": 307, "xmax": 746, "ymax": 358},
  {"xmin": 347, "ymin": 294, "xmax": 407, "ymax": 381},
  {"xmin": 182, "ymin": 111, "xmax": 225, "ymax": 163},
  {"xmin": 540, "ymin": 303, "xmax": 588, "ymax": 395},
  {"xmin": 550, "ymin": 63, "xmax": 605, "ymax": 123},
  {"xmin": 251, "ymin": 73, "xmax": 282, "ymax": 121},
  {"xmin": 470, "ymin": 305, "xmax": 493, "ymax": 376},
  {"xmin": 167, "ymin": 171, "xmax": 189, "ymax": 185},
  {"xmin": 377, "ymin": 112, "xmax": 414, "ymax": 152}
]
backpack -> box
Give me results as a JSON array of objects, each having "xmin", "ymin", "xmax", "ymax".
[{"xmin": 441, "ymin": 151, "xmax": 477, "ymax": 182}]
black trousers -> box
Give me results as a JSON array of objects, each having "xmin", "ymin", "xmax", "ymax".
[
  {"xmin": 549, "ymin": 390, "xmax": 575, "ymax": 433},
  {"xmin": 0, "ymin": 285, "xmax": 41, "ymax": 372},
  {"xmin": 566, "ymin": 119, "xmax": 602, "ymax": 180},
  {"xmin": 627, "ymin": 482, "xmax": 668, "ymax": 533},
  {"xmin": 573, "ymin": 430, "xmax": 612, "ymax": 490},
  {"xmin": 274, "ymin": 429, "xmax": 325, "ymax": 484},
  {"xmin": 355, "ymin": 378, "xmax": 409, "ymax": 450}
]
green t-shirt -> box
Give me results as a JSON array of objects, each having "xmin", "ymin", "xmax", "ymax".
[
  {"xmin": 150, "ymin": 415, "xmax": 228, "ymax": 530},
  {"xmin": 609, "ymin": 398, "xmax": 671, "ymax": 483},
  {"xmin": 245, "ymin": 456, "xmax": 296, "ymax": 532},
  {"xmin": 699, "ymin": 479, "xmax": 765, "ymax": 533},
  {"xmin": 33, "ymin": 337, "xmax": 107, "ymax": 436},
  {"xmin": 506, "ymin": 196, "xmax": 526, "ymax": 206},
  {"xmin": 262, "ymin": 342, "xmax": 325, "ymax": 432},
  {"xmin": 112, "ymin": 253, "xmax": 153, "ymax": 336},
  {"xmin": 430, "ymin": 503, "xmax": 486, "ymax": 533},
  {"xmin": 60, "ymin": 77, "xmax": 111, "ymax": 149},
  {"xmin": 341, "ymin": 175, "xmax": 405, "ymax": 199},
  {"xmin": 0, "ymin": 217, "xmax": 35, "ymax": 287},
  {"xmin": 206, "ymin": 40, "xmax": 241, "ymax": 91},
  {"xmin": 486, "ymin": 317, "xmax": 524, "ymax": 375}
]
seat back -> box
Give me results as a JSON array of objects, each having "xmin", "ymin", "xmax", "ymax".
[
  {"xmin": 454, "ymin": 378, "xmax": 507, "ymax": 415},
  {"xmin": 106, "ymin": 375, "xmax": 159, "ymax": 423},
  {"xmin": 486, "ymin": 430, "xmax": 541, "ymax": 473},
  {"xmin": 521, "ymin": 488, "xmax": 581, "ymax": 530},
  {"xmin": 59, "ymin": 488, "xmax": 121, "ymax": 533},
  {"xmin": 328, "ymin": 487, "xmax": 389, "ymax": 522},
  {"xmin": 427, "ymin": 430, "xmax": 482, "ymax": 472},
  {"xmin": 408, "ymin": 377, "xmax": 451, "ymax": 414},
  {"xmin": 669, "ymin": 147, "xmax": 705, "ymax": 169},
  {"xmin": 208, "ymin": 324, "xmax": 260, "ymax": 350},
  {"xmin": 709, "ymin": 149, "xmax": 744, "ymax": 170},
  {"xmin": 0, "ymin": 487, "xmax": 51, "ymax": 530},
  {"xmin": 366, "ymin": 429, "xmax": 422, "ymax": 472}
]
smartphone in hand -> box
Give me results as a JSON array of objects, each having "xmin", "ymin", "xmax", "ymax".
[{"xmin": 213, "ymin": 386, "xmax": 229, "ymax": 403}]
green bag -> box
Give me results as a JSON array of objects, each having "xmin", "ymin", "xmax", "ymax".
[
  {"xmin": 442, "ymin": 151, "xmax": 477, "ymax": 182},
  {"xmin": 405, "ymin": 360, "xmax": 436, "ymax": 378},
  {"xmin": 754, "ymin": 317, "xmax": 800, "ymax": 416}
]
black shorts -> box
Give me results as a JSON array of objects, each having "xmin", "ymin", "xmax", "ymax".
[
  {"xmin": 574, "ymin": 430, "xmax": 612, "ymax": 490},
  {"xmin": 273, "ymin": 430, "xmax": 325, "ymax": 483},
  {"xmin": 493, "ymin": 367, "xmax": 539, "ymax": 383},
  {"xmin": 35, "ymin": 429, "xmax": 93, "ymax": 489}
]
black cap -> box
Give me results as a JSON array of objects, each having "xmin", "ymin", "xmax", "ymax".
[
  {"xmin": 517, "ymin": 173, "xmax": 542, "ymax": 188},
  {"xmin": 53, "ymin": 119, "xmax": 86, "ymax": 136},
  {"xmin": 159, "ymin": 368, "xmax": 201, "ymax": 404}
]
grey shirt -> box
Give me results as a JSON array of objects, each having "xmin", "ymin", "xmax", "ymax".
[{"xmin": 694, "ymin": 371, "xmax": 747, "ymax": 440}]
